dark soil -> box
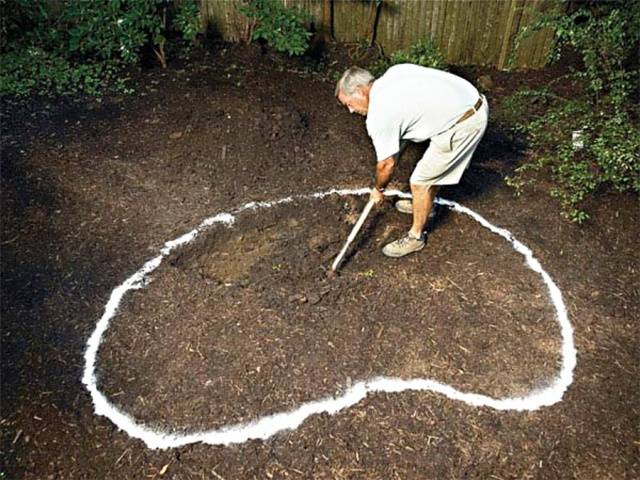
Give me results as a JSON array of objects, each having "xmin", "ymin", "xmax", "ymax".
[
  {"xmin": 99, "ymin": 195, "xmax": 559, "ymax": 432},
  {"xmin": 2, "ymin": 43, "xmax": 638, "ymax": 479}
]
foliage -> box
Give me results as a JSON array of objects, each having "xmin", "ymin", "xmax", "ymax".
[
  {"xmin": 0, "ymin": 0, "xmax": 203, "ymax": 96},
  {"xmin": 370, "ymin": 39, "xmax": 447, "ymax": 76},
  {"xmin": 0, "ymin": 47, "xmax": 123, "ymax": 97},
  {"xmin": 239, "ymin": 0, "xmax": 312, "ymax": 56},
  {"xmin": 173, "ymin": 0, "xmax": 203, "ymax": 44},
  {"xmin": 358, "ymin": 269, "xmax": 376, "ymax": 278},
  {"xmin": 506, "ymin": 1, "xmax": 640, "ymax": 223}
]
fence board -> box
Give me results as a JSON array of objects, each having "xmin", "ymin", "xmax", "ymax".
[
  {"xmin": 481, "ymin": 0, "xmax": 501, "ymax": 63},
  {"xmin": 513, "ymin": 0, "xmax": 537, "ymax": 68},
  {"xmin": 460, "ymin": 0, "xmax": 475, "ymax": 64},
  {"xmin": 420, "ymin": 1, "xmax": 433, "ymax": 43},
  {"xmin": 200, "ymin": 0, "xmax": 561, "ymax": 69}
]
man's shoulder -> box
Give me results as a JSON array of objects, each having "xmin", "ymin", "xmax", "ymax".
[
  {"xmin": 366, "ymin": 99, "xmax": 398, "ymax": 134},
  {"xmin": 369, "ymin": 64, "xmax": 426, "ymax": 114}
]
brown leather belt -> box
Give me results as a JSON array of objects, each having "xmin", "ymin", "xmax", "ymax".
[{"xmin": 455, "ymin": 97, "xmax": 483, "ymax": 125}]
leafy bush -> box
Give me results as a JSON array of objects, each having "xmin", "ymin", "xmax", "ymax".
[
  {"xmin": 239, "ymin": 0, "xmax": 312, "ymax": 56},
  {"xmin": 370, "ymin": 39, "xmax": 447, "ymax": 76},
  {"xmin": 63, "ymin": 1, "xmax": 160, "ymax": 65},
  {"xmin": 506, "ymin": 2, "xmax": 640, "ymax": 223},
  {"xmin": 0, "ymin": 0, "xmax": 202, "ymax": 96},
  {"xmin": 0, "ymin": 47, "xmax": 122, "ymax": 96},
  {"xmin": 174, "ymin": 0, "xmax": 203, "ymax": 44}
]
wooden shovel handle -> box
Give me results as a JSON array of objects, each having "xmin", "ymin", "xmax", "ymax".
[{"xmin": 331, "ymin": 199, "xmax": 375, "ymax": 272}]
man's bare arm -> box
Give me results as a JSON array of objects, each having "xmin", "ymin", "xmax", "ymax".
[
  {"xmin": 369, "ymin": 156, "xmax": 396, "ymax": 205},
  {"xmin": 375, "ymin": 156, "xmax": 396, "ymax": 190}
]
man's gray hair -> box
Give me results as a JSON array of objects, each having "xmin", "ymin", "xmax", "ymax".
[{"xmin": 335, "ymin": 66, "xmax": 374, "ymax": 97}]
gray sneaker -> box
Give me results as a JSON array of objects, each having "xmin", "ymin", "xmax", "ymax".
[
  {"xmin": 394, "ymin": 199, "xmax": 437, "ymax": 219},
  {"xmin": 382, "ymin": 232, "xmax": 425, "ymax": 258}
]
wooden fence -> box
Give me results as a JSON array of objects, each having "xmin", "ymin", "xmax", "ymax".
[{"xmin": 200, "ymin": 0, "xmax": 561, "ymax": 69}]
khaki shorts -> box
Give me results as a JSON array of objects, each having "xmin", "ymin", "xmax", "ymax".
[{"xmin": 410, "ymin": 96, "xmax": 488, "ymax": 186}]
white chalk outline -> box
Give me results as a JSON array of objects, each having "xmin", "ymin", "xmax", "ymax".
[{"xmin": 82, "ymin": 188, "xmax": 576, "ymax": 450}]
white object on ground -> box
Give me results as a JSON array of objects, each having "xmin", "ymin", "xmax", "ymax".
[
  {"xmin": 81, "ymin": 187, "xmax": 577, "ymax": 450},
  {"xmin": 331, "ymin": 198, "xmax": 375, "ymax": 272},
  {"xmin": 572, "ymin": 129, "xmax": 585, "ymax": 150}
]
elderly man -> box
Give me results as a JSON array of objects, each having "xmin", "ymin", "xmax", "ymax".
[{"xmin": 335, "ymin": 64, "xmax": 488, "ymax": 257}]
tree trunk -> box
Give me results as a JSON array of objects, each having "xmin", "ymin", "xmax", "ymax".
[
  {"xmin": 368, "ymin": 1, "xmax": 382, "ymax": 47},
  {"xmin": 319, "ymin": 0, "xmax": 334, "ymax": 42},
  {"xmin": 154, "ymin": 45, "xmax": 167, "ymax": 69}
]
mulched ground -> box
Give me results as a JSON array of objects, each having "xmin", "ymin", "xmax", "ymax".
[
  {"xmin": 1, "ymin": 42, "xmax": 638, "ymax": 479},
  {"xmin": 99, "ymin": 194, "xmax": 559, "ymax": 432}
]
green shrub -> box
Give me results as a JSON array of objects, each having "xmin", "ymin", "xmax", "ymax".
[
  {"xmin": 370, "ymin": 39, "xmax": 447, "ymax": 76},
  {"xmin": 174, "ymin": 0, "xmax": 203, "ymax": 44},
  {"xmin": 507, "ymin": 98, "xmax": 640, "ymax": 223},
  {"xmin": 506, "ymin": 2, "xmax": 640, "ymax": 223},
  {"xmin": 0, "ymin": 0, "xmax": 203, "ymax": 96},
  {"xmin": 0, "ymin": 47, "xmax": 120, "ymax": 96},
  {"xmin": 239, "ymin": 0, "xmax": 312, "ymax": 56},
  {"xmin": 63, "ymin": 1, "xmax": 158, "ymax": 65}
]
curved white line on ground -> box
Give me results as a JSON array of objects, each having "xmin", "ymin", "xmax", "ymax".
[{"xmin": 82, "ymin": 188, "xmax": 577, "ymax": 450}]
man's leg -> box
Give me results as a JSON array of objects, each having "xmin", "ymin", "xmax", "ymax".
[
  {"xmin": 382, "ymin": 182, "xmax": 438, "ymax": 258},
  {"xmin": 409, "ymin": 183, "xmax": 439, "ymax": 238}
]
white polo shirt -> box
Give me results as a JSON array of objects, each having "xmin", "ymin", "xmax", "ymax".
[{"xmin": 366, "ymin": 64, "xmax": 480, "ymax": 161}]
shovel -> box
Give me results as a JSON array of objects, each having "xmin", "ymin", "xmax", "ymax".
[{"xmin": 331, "ymin": 198, "xmax": 375, "ymax": 272}]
